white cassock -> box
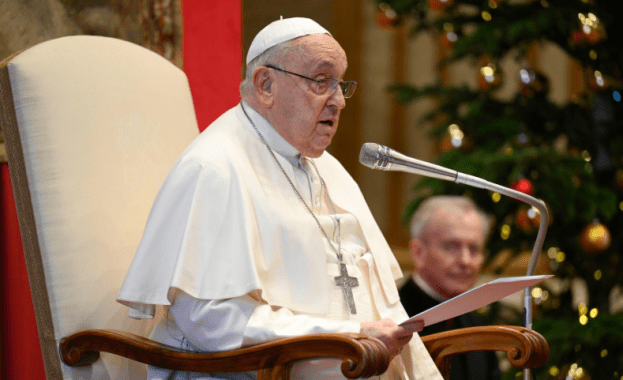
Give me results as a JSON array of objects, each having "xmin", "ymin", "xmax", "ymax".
[{"xmin": 117, "ymin": 102, "xmax": 443, "ymax": 380}]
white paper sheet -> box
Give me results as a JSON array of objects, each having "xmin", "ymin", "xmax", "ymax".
[{"xmin": 400, "ymin": 275, "xmax": 553, "ymax": 327}]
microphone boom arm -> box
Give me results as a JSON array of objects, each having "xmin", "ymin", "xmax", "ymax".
[
  {"xmin": 360, "ymin": 142, "xmax": 549, "ymax": 380},
  {"xmin": 360, "ymin": 143, "xmax": 549, "ymax": 331}
]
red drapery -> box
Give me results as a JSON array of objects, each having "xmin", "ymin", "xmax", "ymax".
[{"xmin": 0, "ymin": 2, "xmax": 241, "ymax": 378}]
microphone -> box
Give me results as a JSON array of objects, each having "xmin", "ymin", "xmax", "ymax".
[
  {"xmin": 359, "ymin": 142, "xmax": 549, "ymax": 332},
  {"xmin": 359, "ymin": 142, "xmax": 534, "ymax": 193},
  {"xmin": 359, "ymin": 142, "xmax": 458, "ymax": 181}
]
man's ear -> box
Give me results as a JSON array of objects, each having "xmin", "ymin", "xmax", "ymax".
[
  {"xmin": 253, "ymin": 66, "xmax": 275, "ymax": 108},
  {"xmin": 410, "ymin": 238, "xmax": 426, "ymax": 271}
]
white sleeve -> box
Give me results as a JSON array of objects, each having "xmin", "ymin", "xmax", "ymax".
[{"xmin": 168, "ymin": 290, "xmax": 361, "ymax": 352}]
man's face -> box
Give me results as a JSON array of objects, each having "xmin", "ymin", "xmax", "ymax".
[
  {"xmin": 269, "ymin": 34, "xmax": 348, "ymax": 158},
  {"xmin": 411, "ymin": 208, "xmax": 486, "ymax": 299}
]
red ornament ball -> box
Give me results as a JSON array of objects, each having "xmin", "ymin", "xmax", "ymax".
[
  {"xmin": 375, "ymin": 3, "xmax": 400, "ymax": 29},
  {"xmin": 515, "ymin": 207, "xmax": 533, "ymax": 233},
  {"xmin": 511, "ymin": 178, "xmax": 534, "ymax": 196},
  {"xmin": 428, "ymin": 0, "xmax": 453, "ymax": 11},
  {"xmin": 580, "ymin": 221, "xmax": 611, "ymax": 253},
  {"xmin": 571, "ymin": 30, "xmax": 584, "ymax": 43}
]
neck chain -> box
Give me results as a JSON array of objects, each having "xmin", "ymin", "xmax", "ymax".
[
  {"xmin": 241, "ymin": 104, "xmax": 342, "ymax": 259},
  {"xmin": 241, "ymin": 103, "xmax": 359, "ymax": 314}
]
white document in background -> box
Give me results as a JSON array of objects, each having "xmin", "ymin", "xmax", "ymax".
[{"xmin": 400, "ymin": 275, "xmax": 553, "ymax": 327}]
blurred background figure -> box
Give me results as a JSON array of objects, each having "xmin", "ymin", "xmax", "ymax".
[{"xmin": 399, "ymin": 195, "xmax": 500, "ymax": 380}]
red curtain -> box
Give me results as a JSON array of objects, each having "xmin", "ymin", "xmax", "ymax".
[
  {"xmin": 0, "ymin": 165, "xmax": 43, "ymax": 379},
  {"xmin": 0, "ymin": 2, "xmax": 241, "ymax": 378},
  {"xmin": 183, "ymin": 0, "xmax": 242, "ymax": 131}
]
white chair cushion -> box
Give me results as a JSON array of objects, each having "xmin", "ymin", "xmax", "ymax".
[{"xmin": 7, "ymin": 35, "xmax": 199, "ymax": 379}]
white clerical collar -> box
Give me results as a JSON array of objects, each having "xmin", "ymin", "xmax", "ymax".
[
  {"xmin": 412, "ymin": 273, "xmax": 449, "ymax": 302},
  {"xmin": 240, "ymin": 101, "xmax": 303, "ymax": 167}
]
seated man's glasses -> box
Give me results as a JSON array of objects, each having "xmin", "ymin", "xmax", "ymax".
[{"xmin": 265, "ymin": 65, "xmax": 357, "ymax": 99}]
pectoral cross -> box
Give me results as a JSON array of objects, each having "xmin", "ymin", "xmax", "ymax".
[{"xmin": 334, "ymin": 262, "xmax": 359, "ymax": 314}]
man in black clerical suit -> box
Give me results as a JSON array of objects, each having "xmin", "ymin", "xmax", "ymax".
[{"xmin": 399, "ymin": 196, "xmax": 501, "ymax": 380}]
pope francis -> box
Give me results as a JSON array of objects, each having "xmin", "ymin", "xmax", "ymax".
[{"xmin": 117, "ymin": 17, "xmax": 444, "ymax": 380}]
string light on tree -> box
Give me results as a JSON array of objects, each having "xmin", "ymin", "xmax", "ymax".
[
  {"xmin": 375, "ymin": 3, "xmax": 400, "ymax": 29},
  {"xmin": 448, "ymin": 124, "xmax": 464, "ymax": 147},
  {"xmin": 478, "ymin": 62, "xmax": 502, "ymax": 90},
  {"xmin": 572, "ymin": 12, "xmax": 606, "ymax": 44},
  {"xmin": 515, "ymin": 132, "xmax": 529, "ymax": 146},
  {"xmin": 491, "ymin": 191, "xmax": 502, "ymax": 203},
  {"xmin": 528, "ymin": 205, "xmax": 542, "ymax": 226},
  {"xmin": 590, "ymin": 70, "xmax": 607, "ymax": 89},
  {"xmin": 500, "ymin": 224, "xmax": 511, "ymax": 240},
  {"xmin": 440, "ymin": 23, "xmax": 458, "ymax": 47},
  {"xmin": 519, "ymin": 67, "xmax": 549, "ymax": 98},
  {"xmin": 439, "ymin": 123, "xmax": 467, "ymax": 151}
]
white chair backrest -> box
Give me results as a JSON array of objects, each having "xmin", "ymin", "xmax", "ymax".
[{"xmin": 1, "ymin": 35, "xmax": 200, "ymax": 379}]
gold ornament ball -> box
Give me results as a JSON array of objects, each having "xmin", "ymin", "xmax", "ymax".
[{"xmin": 580, "ymin": 222, "xmax": 611, "ymax": 253}]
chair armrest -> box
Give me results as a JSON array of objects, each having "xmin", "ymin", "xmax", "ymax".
[
  {"xmin": 60, "ymin": 329, "xmax": 390, "ymax": 379},
  {"xmin": 421, "ymin": 325, "xmax": 549, "ymax": 379}
]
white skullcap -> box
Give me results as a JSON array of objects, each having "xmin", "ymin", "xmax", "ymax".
[{"xmin": 246, "ymin": 17, "xmax": 331, "ymax": 64}]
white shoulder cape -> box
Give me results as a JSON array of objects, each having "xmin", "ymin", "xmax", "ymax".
[{"xmin": 117, "ymin": 104, "xmax": 403, "ymax": 317}]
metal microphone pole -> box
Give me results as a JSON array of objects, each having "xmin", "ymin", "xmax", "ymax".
[{"xmin": 455, "ymin": 174, "xmax": 549, "ymax": 380}]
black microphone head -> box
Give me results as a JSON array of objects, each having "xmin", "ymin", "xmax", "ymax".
[{"xmin": 359, "ymin": 142, "xmax": 380, "ymax": 168}]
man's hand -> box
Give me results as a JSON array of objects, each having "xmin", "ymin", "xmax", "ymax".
[{"xmin": 360, "ymin": 318, "xmax": 424, "ymax": 358}]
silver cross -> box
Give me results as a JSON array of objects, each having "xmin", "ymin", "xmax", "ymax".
[{"xmin": 334, "ymin": 263, "xmax": 359, "ymax": 314}]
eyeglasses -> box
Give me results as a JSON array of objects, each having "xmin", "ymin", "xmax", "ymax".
[{"xmin": 265, "ymin": 65, "xmax": 357, "ymax": 98}]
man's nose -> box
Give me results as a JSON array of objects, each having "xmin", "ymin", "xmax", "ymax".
[
  {"xmin": 458, "ymin": 247, "xmax": 473, "ymax": 265},
  {"xmin": 328, "ymin": 85, "xmax": 346, "ymax": 110}
]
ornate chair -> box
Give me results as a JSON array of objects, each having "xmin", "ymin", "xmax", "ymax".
[{"xmin": 0, "ymin": 36, "xmax": 548, "ymax": 379}]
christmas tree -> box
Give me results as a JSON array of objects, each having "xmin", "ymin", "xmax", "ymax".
[{"xmin": 371, "ymin": 0, "xmax": 623, "ymax": 378}]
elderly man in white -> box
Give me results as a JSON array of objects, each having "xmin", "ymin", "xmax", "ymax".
[{"xmin": 117, "ymin": 17, "xmax": 443, "ymax": 380}]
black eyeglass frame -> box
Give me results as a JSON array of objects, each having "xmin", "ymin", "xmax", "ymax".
[{"xmin": 265, "ymin": 65, "xmax": 357, "ymax": 98}]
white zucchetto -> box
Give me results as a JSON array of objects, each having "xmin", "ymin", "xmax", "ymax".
[{"xmin": 246, "ymin": 17, "xmax": 331, "ymax": 64}]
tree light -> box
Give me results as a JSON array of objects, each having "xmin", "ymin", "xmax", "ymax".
[
  {"xmin": 547, "ymin": 247, "xmax": 558, "ymax": 258},
  {"xmin": 579, "ymin": 315, "xmax": 588, "ymax": 325},
  {"xmin": 491, "ymin": 192, "xmax": 501, "ymax": 203},
  {"xmin": 590, "ymin": 308, "xmax": 598, "ymax": 318},
  {"xmin": 500, "ymin": 224, "xmax": 511, "ymax": 240},
  {"xmin": 578, "ymin": 302, "xmax": 587, "ymax": 315}
]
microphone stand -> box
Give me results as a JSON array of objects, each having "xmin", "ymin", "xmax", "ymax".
[
  {"xmin": 455, "ymin": 174, "xmax": 548, "ymax": 380},
  {"xmin": 364, "ymin": 146, "xmax": 549, "ymax": 380}
]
